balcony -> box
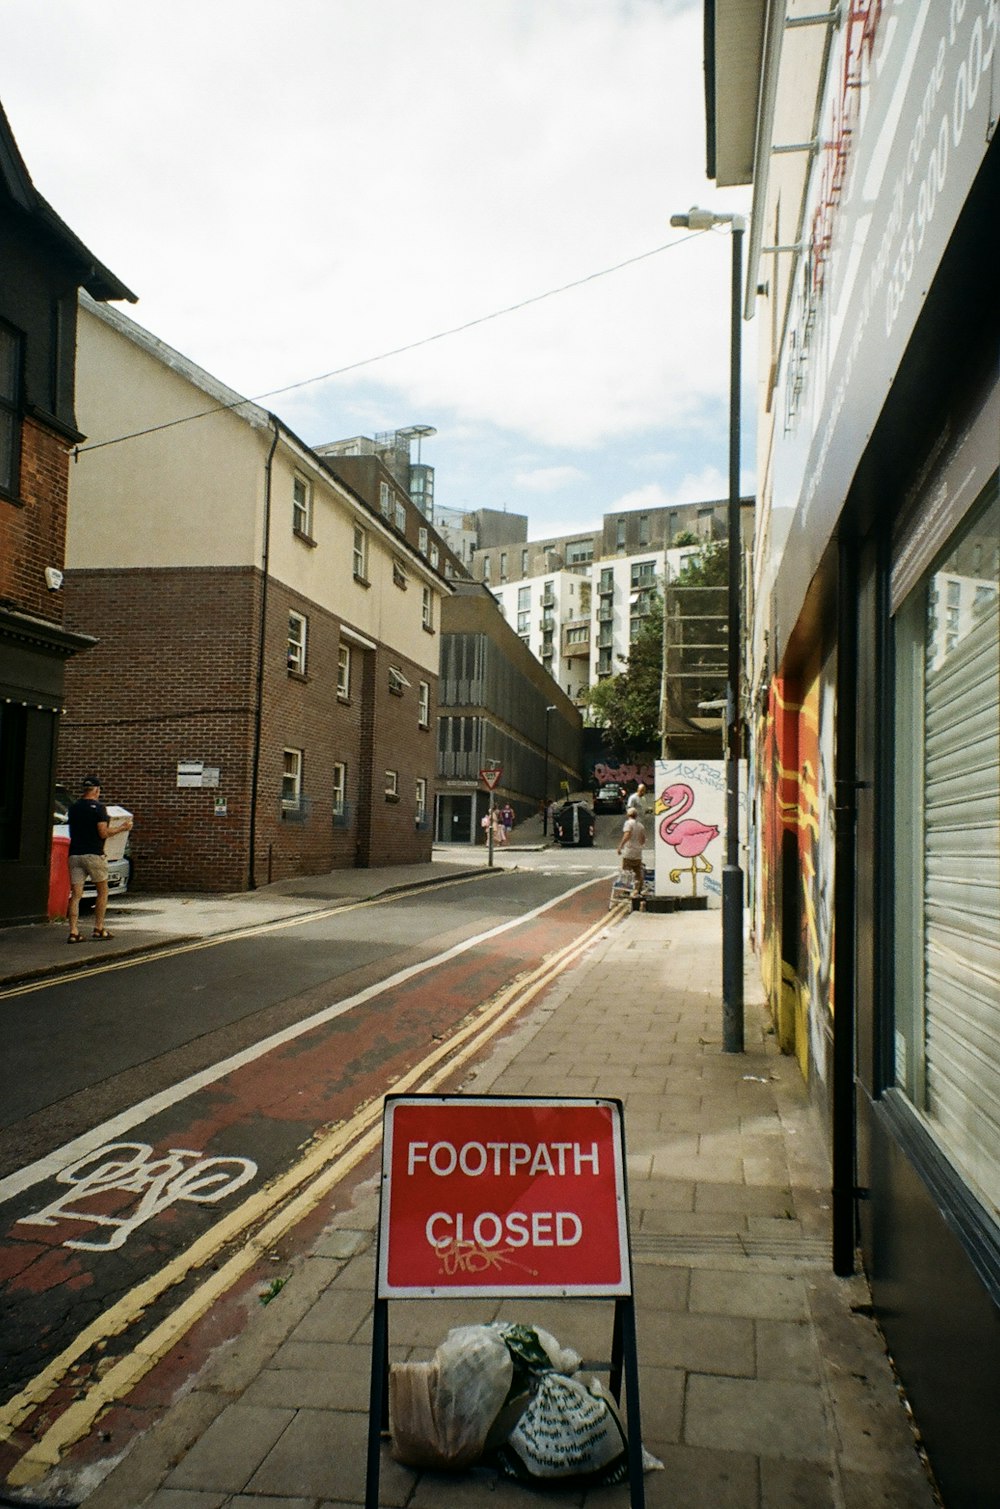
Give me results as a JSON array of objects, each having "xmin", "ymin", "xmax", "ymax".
[{"xmin": 561, "ymin": 619, "xmax": 591, "ymax": 660}]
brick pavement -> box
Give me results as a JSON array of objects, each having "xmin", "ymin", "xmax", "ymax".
[{"xmin": 69, "ymin": 906, "xmax": 938, "ymax": 1508}]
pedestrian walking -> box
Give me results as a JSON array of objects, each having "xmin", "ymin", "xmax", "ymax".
[
  {"xmin": 66, "ymin": 774, "xmax": 133, "ymax": 943},
  {"xmin": 616, "ymin": 808, "xmax": 647, "ymax": 898},
  {"xmin": 500, "ymin": 802, "xmax": 514, "ymax": 839}
]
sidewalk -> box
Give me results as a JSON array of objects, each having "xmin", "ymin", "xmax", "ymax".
[{"xmin": 70, "ymin": 906, "xmax": 936, "ymax": 1509}]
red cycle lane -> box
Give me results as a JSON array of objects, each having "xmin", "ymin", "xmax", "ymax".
[{"xmin": 0, "ymin": 876, "xmax": 611, "ymax": 1455}]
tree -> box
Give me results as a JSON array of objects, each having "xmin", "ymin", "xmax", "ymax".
[
  {"xmin": 675, "ymin": 539, "xmax": 728, "ymax": 586},
  {"xmin": 588, "ymin": 593, "xmax": 664, "ymax": 754}
]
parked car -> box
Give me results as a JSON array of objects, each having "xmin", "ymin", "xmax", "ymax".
[
  {"xmin": 593, "ymin": 783, "xmax": 625, "ymax": 814},
  {"xmin": 53, "ymin": 784, "xmax": 132, "ymax": 902}
]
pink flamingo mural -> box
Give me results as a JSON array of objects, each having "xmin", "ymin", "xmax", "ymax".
[{"xmin": 656, "ymin": 782, "xmax": 720, "ymax": 894}]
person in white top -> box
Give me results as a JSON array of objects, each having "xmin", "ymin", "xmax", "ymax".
[
  {"xmin": 626, "ymin": 782, "xmax": 647, "ymax": 818},
  {"xmin": 617, "ymin": 811, "xmax": 647, "ymax": 898}
]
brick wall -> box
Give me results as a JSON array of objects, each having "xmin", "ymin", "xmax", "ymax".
[
  {"xmin": 1, "ymin": 419, "xmax": 69, "ymax": 620},
  {"xmin": 61, "ymin": 565, "xmax": 438, "ymax": 893},
  {"xmin": 60, "ymin": 566, "xmax": 260, "ymax": 893}
]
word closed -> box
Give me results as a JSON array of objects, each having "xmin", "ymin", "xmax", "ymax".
[{"xmin": 378, "ymin": 1096, "xmax": 630, "ymax": 1297}]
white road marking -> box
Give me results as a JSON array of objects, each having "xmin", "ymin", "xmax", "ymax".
[{"xmin": 0, "ymin": 877, "xmax": 600, "ymax": 1205}]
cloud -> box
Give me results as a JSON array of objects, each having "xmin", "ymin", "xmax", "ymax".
[
  {"xmin": 513, "ymin": 466, "xmax": 587, "ymax": 493},
  {"xmin": 2, "ymin": 0, "xmax": 754, "ymax": 544}
]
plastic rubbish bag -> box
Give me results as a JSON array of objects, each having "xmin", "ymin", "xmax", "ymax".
[
  {"xmin": 388, "ymin": 1319, "xmax": 663, "ymax": 1485},
  {"xmin": 389, "ymin": 1324, "xmax": 513, "ymax": 1469},
  {"xmin": 494, "ymin": 1371, "xmax": 631, "ymax": 1487}
]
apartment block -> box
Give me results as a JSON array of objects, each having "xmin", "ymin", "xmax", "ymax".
[{"xmin": 61, "ymin": 298, "xmax": 452, "ymax": 892}]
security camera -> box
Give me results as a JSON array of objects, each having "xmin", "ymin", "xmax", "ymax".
[{"xmin": 44, "ymin": 567, "xmax": 64, "ymax": 591}]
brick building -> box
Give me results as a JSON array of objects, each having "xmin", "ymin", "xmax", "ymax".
[
  {"xmin": 61, "ymin": 296, "xmax": 455, "ymax": 892},
  {"xmin": 0, "ymin": 102, "xmax": 134, "ymax": 925}
]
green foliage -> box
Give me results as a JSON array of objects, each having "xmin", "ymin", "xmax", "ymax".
[
  {"xmin": 676, "ymin": 540, "xmax": 728, "ymax": 586},
  {"xmin": 588, "ymin": 593, "xmax": 663, "ymax": 754},
  {"xmin": 672, "ymin": 529, "xmax": 699, "ymax": 546}
]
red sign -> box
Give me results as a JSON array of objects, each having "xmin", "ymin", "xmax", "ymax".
[
  {"xmin": 479, "ymin": 766, "xmax": 502, "ymax": 789},
  {"xmin": 377, "ymin": 1096, "xmax": 630, "ymax": 1298}
]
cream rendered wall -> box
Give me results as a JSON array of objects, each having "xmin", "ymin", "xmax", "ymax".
[
  {"xmin": 266, "ymin": 447, "xmax": 442, "ymax": 677},
  {"xmin": 70, "ymin": 306, "xmax": 264, "ymax": 569}
]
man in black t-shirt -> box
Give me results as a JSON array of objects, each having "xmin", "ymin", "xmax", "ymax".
[{"xmin": 66, "ymin": 775, "xmax": 132, "ymax": 942}]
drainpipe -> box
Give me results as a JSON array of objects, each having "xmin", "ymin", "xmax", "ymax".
[
  {"xmin": 248, "ymin": 416, "xmax": 280, "ymax": 889},
  {"xmin": 832, "ymin": 530, "xmax": 859, "ymax": 1275}
]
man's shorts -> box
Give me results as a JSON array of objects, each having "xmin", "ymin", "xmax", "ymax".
[{"xmin": 69, "ymin": 853, "xmax": 109, "ymax": 886}]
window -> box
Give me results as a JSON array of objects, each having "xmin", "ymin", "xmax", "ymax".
[
  {"xmin": 393, "ymin": 557, "xmax": 408, "ymax": 589},
  {"xmin": 394, "ymin": 500, "xmax": 406, "ymax": 531},
  {"xmin": 616, "ymin": 518, "xmax": 626, "ymax": 552},
  {"xmin": 430, "ymin": 543, "xmax": 439, "ymax": 569},
  {"xmin": 517, "ymin": 611, "xmax": 530, "ymax": 634},
  {"xmin": 518, "ymin": 587, "xmax": 530, "ymax": 611},
  {"xmin": 337, "ymin": 643, "xmax": 351, "ymax": 699},
  {"xmin": 418, "ymin": 681, "xmax": 430, "ymax": 727},
  {"xmin": 385, "ymin": 768, "xmax": 399, "ymax": 800},
  {"xmin": 500, "ymin": 551, "xmax": 508, "ymax": 581},
  {"xmin": 638, "ymin": 514, "xmax": 650, "ymax": 546},
  {"xmin": 893, "ymin": 488, "xmax": 1000, "ymax": 1215},
  {"xmin": 418, "ymin": 526, "xmax": 429, "ymax": 556},
  {"xmin": 631, "ymin": 560, "xmax": 656, "ymax": 587},
  {"xmin": 389, "ymin": 665, "xmax": 409, "ymax": 696},
  {"xmin": 599, "ymin": 567, "xmax": 614, "ymax": 594},
  {"xmin": 287, "ymin": 611, "xmax": 307, "ymax": 674},
  {"xmin": 281, "ymin": 748, "xmax": 303, "ymax": 815},
  {"xmin": 521, "ymin": 549, "xmax": 529, "ymax": 574},
  {"xmin": 332, "ymin": 762, "xmax": 347, "ymax": 821},
  {"xmin": 0, "ymin": 323, "xmax": 23, "ymax": 497},
  {"xmin": 353, "ymin": 525, "xmax": 368, "ymax": 581},
  {"xmin": 422, "ymin": 585, "xmax": 433, "ymax": 631},
  {"xmin": 415, "ymin": 777, "xmax": 428, "ymax": 827},
  {"xmin": 292, "ymin": 474, "xmax": 312, "ymax": 537},
  {"xmin": 482, "ymin": 556, "xmax": 491, "ymax": 582},
  {"xmin": 379, "ymin": 481, "xmax": 392, "ymax": 518}
]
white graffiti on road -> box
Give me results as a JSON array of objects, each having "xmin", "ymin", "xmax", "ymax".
[{"xmin": 16, "ymin": 1141, "xmax": 258, "ymax": 1251}]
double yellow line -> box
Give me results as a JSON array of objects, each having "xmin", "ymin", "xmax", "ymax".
[{"xmin": 3, "ymin": 903, "xmax": 621, "ymax": 1486}]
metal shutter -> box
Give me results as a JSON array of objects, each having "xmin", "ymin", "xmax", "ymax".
[{"xmin": 923, "ymin": 605, "xmax": 1000, "ymax": 1214}]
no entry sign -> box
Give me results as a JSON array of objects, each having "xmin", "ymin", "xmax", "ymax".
[{"xmin": 377, "ymin": 1095, "xmax": 631, "ymax": 1298}]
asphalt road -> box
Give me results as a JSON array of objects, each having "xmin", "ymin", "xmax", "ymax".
[{"xmin": 0, "ymin": 858, "xmax": 616, "ymax": 1414}]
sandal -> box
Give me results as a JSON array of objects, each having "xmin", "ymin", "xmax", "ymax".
[
  {"xmin": 91, "ymin": 928, "xmax": 114, "ymax": 940},
  {"xmin": 67, "ymin": 932, "xmax": 84, "ymax": 944}
]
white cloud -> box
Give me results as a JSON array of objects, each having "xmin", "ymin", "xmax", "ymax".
[
  {"xmin": 513, "ymin": 466, "xmax": 587, "ymax": 493},
  {"xmin": 2, "ymin": 0, "xmax": 753, "ymax": 511}
]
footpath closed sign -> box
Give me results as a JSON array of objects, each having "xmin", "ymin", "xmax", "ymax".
[{"xmin": 377, "ymin": 1095, "xmax": 630, "ymax": 1298}]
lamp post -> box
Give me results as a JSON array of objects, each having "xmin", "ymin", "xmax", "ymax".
[
  {"xmin": 542, "ymin": 704, "xmax": 557, "ymax": 837},
  {"xmin": 670, "ymin": 205, "xmax": 745, "ymax": 1053}
]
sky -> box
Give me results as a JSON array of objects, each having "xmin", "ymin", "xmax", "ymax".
[{"xmin": 3, "ymin": 0, "xmax": 754, "ymax": 539}]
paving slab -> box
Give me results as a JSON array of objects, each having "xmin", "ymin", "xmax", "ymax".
[{"xmin": 64, "ymin": 906, "xmax": 937, "ymax": 1509}]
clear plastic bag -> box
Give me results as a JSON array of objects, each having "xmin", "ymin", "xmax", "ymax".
[{"xmin": 389, "ymin": 1324, "xmax": 513, "ymax": 1469}]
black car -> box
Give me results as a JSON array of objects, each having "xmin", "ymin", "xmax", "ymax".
[{"xmin": 593, "ymin": 783, "xmax": 625, "ymax": 814}]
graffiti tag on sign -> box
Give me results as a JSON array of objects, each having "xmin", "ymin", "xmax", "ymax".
[{"xmin": 16, "ymin": 1141, "xmax": 258, "ymax": 1252}]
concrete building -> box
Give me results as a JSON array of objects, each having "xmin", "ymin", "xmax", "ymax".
[
  {"xmin": 706, "ymin": 1, "xmax": 999, "ymax": 1501},
  {"xmin": 436, "ymin": 581, "xmax": 581, "ymax": 844},
  {"xmin": 62, "ymin": 299, "xmax": 453, "ymax": 893},
  {"xmin": 0, "ymin": 103, "xmax": 134, "ymax": 926},
  {"xmin": 480, "ymin": 500, "xmax": 733, "ymax": 711}
]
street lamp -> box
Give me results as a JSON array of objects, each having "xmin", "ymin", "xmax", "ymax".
[
  {"xmin": 670, "ymin": 205, "xmax": 745, "ymax": 1053},
  {"xmin": 542, "ymin": 704, "xmax": 557, "ymax": 837}
]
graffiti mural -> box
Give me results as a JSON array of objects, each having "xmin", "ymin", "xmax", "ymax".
[
  {"xmin": 590, "ymin": 758, "xmax": 656, "ymax": 791},
  {"xmin": 755, "ymin": 657, "xmax": 836, "ymax": 1081},
  {"xmin": 653, "ymin": 760, "xmax": 727, "ymax": 906}
]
